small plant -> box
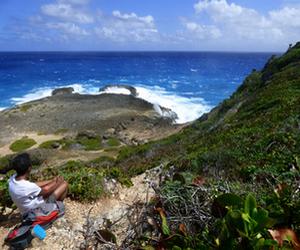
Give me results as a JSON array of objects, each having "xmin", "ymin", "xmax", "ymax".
[
  {"xmin": 39, "ymin": 140, "xmax": 60, "ymax": 149},
  {"xmin": 61, "ymin": 135, "xmax": 102, "ymax": 151},
  {"xmin": 9, "ymin": 137, "xmax": 37, "ymax": 152},
  {"xmin": 105, "ymin": 167, "xmax": 133, "ymax": 187},
  {"xmin": 0, "ymin": 172, "xmax": 15, "ymax": 213},
  {"xmin": 19, "ymin": 104, "xmax": 32, "ymax": 112},
  {"xmin": 37, "ymin": 161, "xmax": 105, "ymax": 201},
  {"xmin": 107, "ymin": 137, "xmax": 120, "ymax": 147},
  {"xmin": 0, "ymin": 155, "xmax": 11, "ymax": 173},
  {"xmin": 77, "ymin": 136, "xmax": 102, "ymax": 151}
]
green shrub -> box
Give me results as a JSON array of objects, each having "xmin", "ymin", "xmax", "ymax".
[
  {"xmin": 0, "ymin": 155, "xmax": 11, "ymax": 172},
  {"xmin": 105, "ymin": 167, "xmax": 133, "ymax": 187},
  {"xmin": 77, "ymin": 137, "xmax": 102, "ymax": 151},
  {"xmin": 61, "ymin": 161, "xmax": 104, "ymax": 201},
  {"xmin": 107, "ymin": 137, "xmax": 120, "ymax": 147},
  {"xmin": 61, "ymin": 136, "xmax": 102, "ymax": 151},
  {"xmin": 19, "ymin": 104, "xmax": 32, "ymax": 112},
  {"xmin": 0, "ymin": 173, "xmax": 14, "ymax": 213},
  {"xmin": 39, "ymin": 140, "xmax": 60, "ymax": 149},
  {"xmin": 9, "ymin": 137, "xmax": 37, "ymax": 152},
  {"xmin": 31, "ymin": 160, "xmax": 105, "ymax": 201}
]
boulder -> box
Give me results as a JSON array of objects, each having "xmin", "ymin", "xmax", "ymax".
[
  {"xmin": 77, "ymin": 130, "xmax": 98, "ymax": 139},
  {"xmin": 52, "ymin": 87, "xmax": 74, "ymax": 96}
]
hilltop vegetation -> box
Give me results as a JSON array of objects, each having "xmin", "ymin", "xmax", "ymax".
[{"xmin": 116, "ymin": 42, "xmax": 300, "ymax": 181}]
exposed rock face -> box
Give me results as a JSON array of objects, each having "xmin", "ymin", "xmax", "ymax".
[
  {"xmin": 52, "ymin": 87, "xmax": 74, "ymax": 96},
  {"xmin": 99, "ymin": 84, "xmax": 137, "ymax": 97}
]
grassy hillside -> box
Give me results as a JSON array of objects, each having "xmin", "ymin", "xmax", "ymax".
[
  {"xmin": 109, "ymin": 43, "xmax": 300, "ymax": 248},
  {"xmin": 116, "ymin": 42, "xmax": 300, "ymax": 182}
]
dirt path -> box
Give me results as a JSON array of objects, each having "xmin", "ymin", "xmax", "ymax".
[{"xmin": 0, "ymin": 170, "xmax": 157, "ymax": 249}]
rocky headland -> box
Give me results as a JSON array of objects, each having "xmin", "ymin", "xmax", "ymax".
[{"xmin": 0, "ymin": 86, "xmax": 182, "ymax": 148}]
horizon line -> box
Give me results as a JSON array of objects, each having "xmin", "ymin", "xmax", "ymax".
[{"xmin": 0, "ymin": 50, "xmax": 283, "ymax": 54}]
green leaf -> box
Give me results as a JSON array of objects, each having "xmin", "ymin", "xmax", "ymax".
[
  {"xmin": 162, "ymin": 215, "xmax": 171, "ymax": 236},
  {"xmin": 141, "ymin": 246, "xmax": 156, "ymax": 250},
  {"xmin": 157, "ymin": 207, "xmax": 171, "ymax": 236},
  {"xmin": 172, "ymin": 246, "xmax": 182, "ymax": 250},
  {"xmin": 253, "ymin": 208, "xmax": 269, "ymax": 230},
  {"xmin": 242, "ymin": 213, "xmax": 251, "ymax": 223},
  {"xmin": 244, "ymin": 194, "xmax": 257, "ymax": 216},
  {"xmin": 214, "ymin": 193, "xmax": 243, "ymax": 213}
]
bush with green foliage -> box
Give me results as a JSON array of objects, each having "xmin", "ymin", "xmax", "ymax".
[
  {"xmin": 19, "ymin": 104, "xmax": 32, "ymax": 112},
  {"xmin": 107, "ymin": 137, "xmax": 120, "ymax": 147},
  {"xmin": 9, "ymin": 137, "xmax": 37, "ymax": 152},
  {"xmin": 39, "ymin": 140, "xmax": 60, "ymax": 149},
  {"xmin": 59, "ymin": 161, "xmax": 104, "ymax": 201},
  {"xmin": 131, "ymin": 174, "xmax": 300, "ymax": 249},
  {"xmin": 0, "ymin": 174, "xmax": 14, "ymax": 213},
  {"xmin": 60, "ymin": 135, "xmax": 102, "ymax": 151},
  {"xmin": 35, "ymin": 160, "xmax": 105, "ymax": 201}
]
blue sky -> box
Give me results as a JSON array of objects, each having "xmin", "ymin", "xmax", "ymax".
[{"xmin": 0, "ymin": 0, "xmax": 299, "ymax": 51}]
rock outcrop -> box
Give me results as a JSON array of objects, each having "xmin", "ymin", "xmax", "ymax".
[{"xmin": 52, "ymin": 87, "xmax": 74, "ymax": 96}]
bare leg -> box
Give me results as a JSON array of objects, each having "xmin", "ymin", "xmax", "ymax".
[{"xmin": 53, "ymin": 181, "xmax": 68, "ymax": 201}]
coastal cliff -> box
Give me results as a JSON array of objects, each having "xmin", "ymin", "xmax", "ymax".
[{"xmin": 0, "ymin": 43, "xmax": 300, "ymax": 249}]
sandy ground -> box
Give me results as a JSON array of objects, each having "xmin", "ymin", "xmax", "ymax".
[{"xmin": 0, "ymin": 172, "xmax": 156, "ymax": 249}]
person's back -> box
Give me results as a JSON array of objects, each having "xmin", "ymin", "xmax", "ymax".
[
  {"xmin": 7, "ymin": 153, "xmax": 68, "ymax": 216},
  {"xmin": 9, "ymin": 173, "xmax": 45, "ymax": 215}
]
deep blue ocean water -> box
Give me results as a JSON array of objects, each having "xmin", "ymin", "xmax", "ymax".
[{"xmin": 0, "ymin": 52, "xmax": 275, "ymax": 123}]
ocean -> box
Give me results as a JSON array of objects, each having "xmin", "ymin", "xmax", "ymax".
[{"xmin": 0, "ymin": 52, "xmax": 275, "ymax": 123}]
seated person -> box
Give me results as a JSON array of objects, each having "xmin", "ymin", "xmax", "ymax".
[{"xmin": 8, "ymin": 153, "xmax": 68, "ymax": 216}]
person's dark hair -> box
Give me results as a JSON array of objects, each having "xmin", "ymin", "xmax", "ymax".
[{"xmin": 11, "ymin": 153, "xmax": 32, "ymax": 176}]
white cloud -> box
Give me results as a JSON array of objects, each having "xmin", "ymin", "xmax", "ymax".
[
  {"xmin": 95, "ymin": 10, "xmax": 159, "ymax": 42},
  {"xmin": 185, "ymin": 21, "xmax": 221, "ymax": 39},
  {"xmin": 189, "ymin": 0, "xmax": 300, "ymax": 48},
  {"xmin": 46, "ymin": 22, "xmax": 89, "ymax": 36},
  {"xmin": 41, "ymin": 3, "xmax": 93, "ymax": 24},
  {"xmin": 58, "ymin": 0, "xmax": 90, "ymax": 5},
  {"xmin": 269, "ymin": 6, "xmax": 300, "ymax": 28}
]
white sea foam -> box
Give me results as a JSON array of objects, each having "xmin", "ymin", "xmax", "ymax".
[
  {"xmin": 99, "ymin": 86, "xmax": 131, "ymax": 95},
  {"xmin": 135, "ymin": 86, "xmax": 211, "ymax": 124},
  {"xmin": 0, "ymin": 107, "xmax": 7, "ymax": 111},
  {"xmin": 10, "ymin": 84, "xmax": 98, "ymax": 105},
  {"xmin": 10, "ymin": 83, "xmax": 212, "ymax": 124}
]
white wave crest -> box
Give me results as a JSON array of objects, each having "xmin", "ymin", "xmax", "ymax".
[
  {"xmin": 0, "ymin": 107, "xmax": 7, "ymax": 111},
  {"xmin": 99, "ymin": 86, "xmax": 131, "ymax": 95},
  {"xmin": 135, "ymin": 86, "xmax": 211, "ymax": 124},
  {"xmin": 10, "ymin": 84, "xmax": 99, "ymax": 105}
]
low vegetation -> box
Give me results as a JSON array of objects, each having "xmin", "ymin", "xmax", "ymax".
[
  {"xmin": 39, "ymin": 140, "xmax": 60, "ymax": 149},
  {"xmin": 9, "ymin": 137, "xmax": 37, "ymax": 152},
  {"xmin": 107, "ymin": 137, "xmax": 121, "ymax": 147},
  {"xmin": 19, "ymin": 104, "xmax": 32, "ymax": 112}
]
